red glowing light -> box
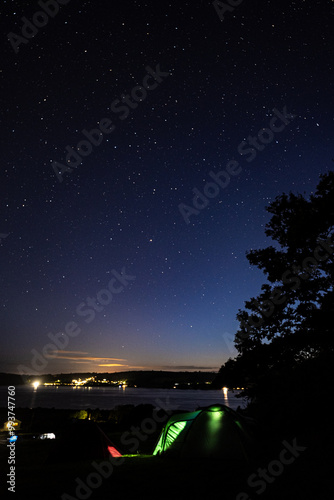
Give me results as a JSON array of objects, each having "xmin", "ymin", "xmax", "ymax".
[{"xmin": 108, "ymin": 446, "xmax": 122, "ymax": 457}]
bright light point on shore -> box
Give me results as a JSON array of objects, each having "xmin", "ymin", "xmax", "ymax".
[
  {"xmin": 223, "ymin": 387, "xmax": 228, "ymax": 394},
  {"xmin": 32, "ymin": 381, "xmax": 40, "ymax": 389},
  {"xmin": 39, "ymin": 433, "xmax": 56, "ymax": 440}
]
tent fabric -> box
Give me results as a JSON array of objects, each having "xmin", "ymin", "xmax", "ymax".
[
  {"xmin": 153, "ymin": 410, "xmax": 200, "ymax": 455},
  {"xmin": 164, "ymin": 421, "xmax": 187, "ymax": 449},
  {"xmin": 153, "ymin": 404, "xmax": 252, "ymax": 461}
]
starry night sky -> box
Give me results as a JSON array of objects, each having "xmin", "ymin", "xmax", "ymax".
[{"xmin": 1, "ymin": 0, "xmax": 333, "ymax": 375}]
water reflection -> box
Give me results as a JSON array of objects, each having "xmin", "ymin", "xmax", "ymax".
[
  {"xmin": 223, "ymin": 387, "xmax": 228, "ymax": 405},
  {"xmin": 30, "ymin": 382, "xmax": 40, "ymax": 409},
  {"xmin": 5, "ymin": 386, "xmax": 246, "ymax": 412}
]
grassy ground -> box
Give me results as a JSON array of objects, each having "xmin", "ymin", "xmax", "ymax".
[
  {"xmin": 1, "ymin": 429, "xmax": 333, "ymax": 500},
  {"xmin": 0, "ymin": 441, "xmax": 251, "ymax": 500},
  {"xmin": 1, "ymin": 393, "xmax": 334, "ymax": 500}
]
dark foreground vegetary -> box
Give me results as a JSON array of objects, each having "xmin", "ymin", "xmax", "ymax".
[
  {"xmin": 0, "ymin": 442, "xmax": 332, "ymax": 500},
  {"xmin": 1, "ymin": 393, "xmax": 333, "ymax": 500}
]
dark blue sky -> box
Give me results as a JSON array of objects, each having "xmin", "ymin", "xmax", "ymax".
[{"xmin": 1, "ymin": 0, "xmax": 333, "ymax": 374}]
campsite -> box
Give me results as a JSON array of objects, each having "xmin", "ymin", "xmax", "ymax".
[
  {"xmin": 1, "ymin": 1, "xmax": 334, "ymax": 497},
  {"xmin": 0, "ymin": 391, "xmax": 333, "ymax": 499}
]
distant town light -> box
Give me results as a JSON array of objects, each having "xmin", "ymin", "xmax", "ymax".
[{"xmin": 32, "ymin": 381, "xmax": 40, "ymax": 389}]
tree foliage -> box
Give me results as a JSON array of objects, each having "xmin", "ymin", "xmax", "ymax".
[{"xmin": 214, "ymin": 171, "xmax": 334, "ymax": 393}]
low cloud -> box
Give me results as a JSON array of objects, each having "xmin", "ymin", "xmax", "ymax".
[
  {"xmin": 98, "ymin": 364, "xmax": 129, "ymax": 367},
  {"xmin": 44, "ymin": 350, "xmax": 127, "ymax": 364}
]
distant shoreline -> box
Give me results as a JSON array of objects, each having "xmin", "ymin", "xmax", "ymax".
[{"xmin": 0, "ymin": 370, "xmax": 220, "ymax": 390}]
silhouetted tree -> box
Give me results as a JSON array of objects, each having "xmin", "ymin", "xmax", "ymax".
[
  {"xmin": 215, "ymin": 171, "xmax": 334, "ymax": 397},
  {"xmin": 236, "ymin": 171, "xmax": 334, "ymax": 357}
]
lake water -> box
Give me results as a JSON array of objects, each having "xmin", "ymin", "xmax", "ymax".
[{"xmin": 0, "ymin": 386, "xmax": 247, "ymax": 412}]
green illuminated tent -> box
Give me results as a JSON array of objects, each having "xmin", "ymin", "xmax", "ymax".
[{"xmin": 153, "ymin": 404, "xmax": 252, "ymax": 461}]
